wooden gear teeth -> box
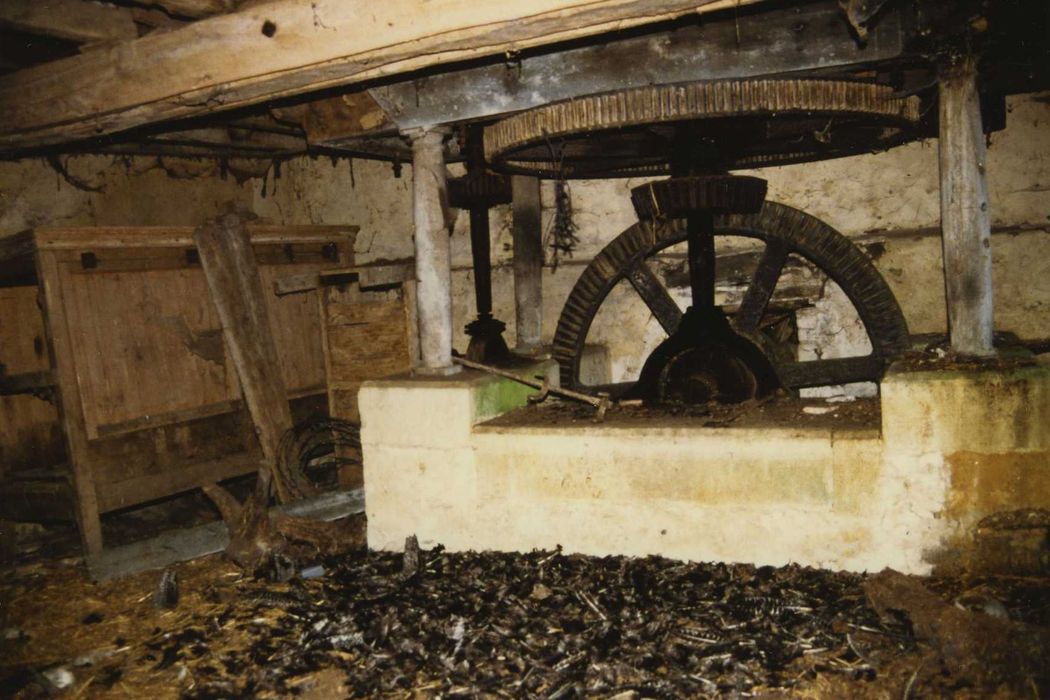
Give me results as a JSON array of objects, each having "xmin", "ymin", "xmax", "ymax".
[
  {"xmin": 631, "ymin": 176, "xmax": 769, "ymax": 220},
  {"xmin": 447, "ymin": 171, "xmax": 512, "ymax": 209},
  {"xmin": 484, "ymin": 78, "xmax": 922, "ymax": 178}
]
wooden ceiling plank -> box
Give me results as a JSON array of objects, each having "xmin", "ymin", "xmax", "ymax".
[
  {"xmin": 0, "ymin": 0, "xmax": 138, "ymax": 45},
  {"xmin": 0, "ymin": 0, "xmax": 761, "ymax": 153}
]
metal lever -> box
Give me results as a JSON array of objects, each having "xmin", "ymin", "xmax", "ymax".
[{"xmin": 451, "ymin": 356, "xmax": 613, "ymax": 420}]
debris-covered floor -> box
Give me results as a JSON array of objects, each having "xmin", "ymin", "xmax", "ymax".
[{"xmin": 2, "ymin": 522, "xmax": 1048, "ymax": 699}]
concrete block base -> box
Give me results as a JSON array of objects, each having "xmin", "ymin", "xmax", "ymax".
[
  {"xmin": 360, "ymin": 360, "xmax": 1050, "ymax": 575},
  {"xmin": 881, "ymin": 362, "xmax": 1050, "ymax": 571}
]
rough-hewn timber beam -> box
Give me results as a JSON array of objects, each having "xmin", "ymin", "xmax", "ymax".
[
  {"xmin": 938, "ymin": 55, "xmax": 995, "ymax": 357},
  {"xmin": 0, "ymin": 0, "xmax": 762, "ymax": 153},
  {"xmin": 0, "ymin": 0, "xmax": 138, "ymax": 44}
]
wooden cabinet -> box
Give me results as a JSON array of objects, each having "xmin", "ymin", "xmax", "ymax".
[{"xmin": 0, "ymin": 225, "xmax": 356, "ymax": 554}]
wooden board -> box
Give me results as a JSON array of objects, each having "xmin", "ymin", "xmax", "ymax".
[
  {"xmin": 57, "ymin": 262, "xmax": 330, "ymax": 438},
  {"xmin": 36, "ymin": 248, "xmax": 104, "ymax": 551},
  {"xmin": 34, "ymin": 225, "xmax": 356, "ymax": 250},
  {"xmin": 323, "ymin": 285, "xmax": 413, "ymax": 422},
  {"xmin": 0, "ymin": 396, "xmax": 63, "ymax": 478},
  {"xmin": 0, "ymin": 232, "xmax": 36, "ymax": 287},
  {"xmin": 36, "ymin": 227, "xmax": 354, "ymax": 439},
  {"xmin": 194, "ymin": 214, "xmax": 294, "ymax": 474}
]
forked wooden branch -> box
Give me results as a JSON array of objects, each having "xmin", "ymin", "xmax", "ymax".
[{"xmin": 195, "ymin": 213, "xmax": 359, "ymax": 569}]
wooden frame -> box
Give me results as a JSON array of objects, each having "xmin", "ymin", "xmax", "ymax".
[{"xmin": 2, "ymin": 224, "xmax": 356, "ymax": 554}]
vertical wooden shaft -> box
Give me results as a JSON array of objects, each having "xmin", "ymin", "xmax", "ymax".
[
  {"xmin": 464, "ymin": 124, "xmax": 494, "ymax": 321},
  {"xmin": 939, "ymin": 55, "xmax": 994, "ymax": 357},
  {"xmin": 687, "ymin": 211, "xmax": 716, "ymax": 310},
  {"xmin": 512, "ymin": 175, "xmax": 543, "ymax": 352},
  {"xmin": 469, "ymin": 206, "xmax": 493, "ymax": 319},
  {"xmin": 409, "ymin": 127, "xmax": 459, "ymax": 374}
]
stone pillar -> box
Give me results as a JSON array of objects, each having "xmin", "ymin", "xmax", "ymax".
[
  {"xmin": 938, "ymin": 55, "xmax": 995, "ymax": 357},
  {"xmin": 408, "ymin": 127, "xmax": 459, "ymax": 375},
  {"xmin": 511, "ymin": 175, "xmax": 543, "ymax": 353}
]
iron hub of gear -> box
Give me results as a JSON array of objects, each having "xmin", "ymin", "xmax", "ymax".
[
  {"xmin": 624, "ymin": 305, "xmax": 782, "ymax": 404},
  {"xmin": 622, "ymin": 174, "xmax": 779, "ymax": 404}
]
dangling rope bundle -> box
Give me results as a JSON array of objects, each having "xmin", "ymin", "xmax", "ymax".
[
  {"xmin": 543, "ymin": 134, "xmax": 579, "ymax": 270},
  {"xmin": 550, "ymin": 179, "xmax": 580, "ymax": 267}
]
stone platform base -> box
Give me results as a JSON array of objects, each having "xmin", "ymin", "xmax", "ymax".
[{"xmin": 360, "ymin": 360, "xmax": 1050, "ymax": 574}]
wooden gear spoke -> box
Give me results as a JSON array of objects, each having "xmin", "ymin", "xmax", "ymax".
[
  {"xmin": 777, "ymin": 355, "xmax": 883, "ymax": 389},
  {"xmin": 625, "ymin": 260, "xmax": 682, "ymax": 335},
  {"xmin": 733, "ymin": 240, "xmax": 790, "ymax": 333}
]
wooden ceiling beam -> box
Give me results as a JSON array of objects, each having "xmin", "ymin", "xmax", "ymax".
[
  {"xmin": 132, "ymin": 0, "xmax": 237, "ymax": 19},
  {"xmin": 0, "ymin": 0, "xmax": 760, "ymax": 154},
  {"xmin": 271, "ymin": 92, "xmax": 395, "ymax": 145},
  {"xmin": 0, "ymin": 0, "xmax": 138, "ymax": 45}
]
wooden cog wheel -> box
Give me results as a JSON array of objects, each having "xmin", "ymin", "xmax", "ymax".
[
  {"xmin": 484, "ymin": 79, "xmax": 922, "ymax": 178},
  {"xmin": 551, "ymin": 202, "xmax": 910, "ymax": 394}
]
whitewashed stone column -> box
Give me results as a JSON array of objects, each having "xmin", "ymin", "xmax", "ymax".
[
  {"xmin": 408, "ymin": 127, "xmax": 460, "ymax": 374},
  {"xmin": 938, "ymin": 55, "xmax": 995, "ymax": 357}
]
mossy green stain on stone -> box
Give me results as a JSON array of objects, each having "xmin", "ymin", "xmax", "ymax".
[{"xmin": 473, "ymin": 375, "xmax": 538, "ymax": 422}]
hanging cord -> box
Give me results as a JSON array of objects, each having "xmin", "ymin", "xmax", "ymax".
[{"xmin": 542, "ymin": 133, "xmax": 579, "ymax": 271}]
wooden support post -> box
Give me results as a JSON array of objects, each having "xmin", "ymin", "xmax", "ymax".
[
  {"xmin": 938, "ymin": 55, "xmax": 995, "ymax": 357},
  {"xmin": 194, "ymin": 214, "xmax": 294, "ymax": 487},
  {"xmin": 408, "ymin": 128, "xmax": 460, "ymax": 375},
  {"xmin": 36, "ymin": 251, "xmax": 104, "ymax": 554},
  {"xmin": 512, "ymin": 175, "xmax": 543, "ymax": 353}
]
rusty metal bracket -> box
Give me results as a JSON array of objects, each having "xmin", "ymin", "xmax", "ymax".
[{"xmin": 0, "ymin": 363, "xmax": 56, "ymax": 402}]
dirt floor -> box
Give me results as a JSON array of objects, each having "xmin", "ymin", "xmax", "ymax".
[
  {"xmin": 2, "ymin": 517, "xmax": 1048, "ymax": 699},
  {"xmin": 484, "ymin": 395, "xmax": 880, "ymax": 433}
]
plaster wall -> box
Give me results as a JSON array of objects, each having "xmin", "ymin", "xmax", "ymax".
[
  {"xmin": 0, "ymin": 155, "xmax": 257, "ymax": 237},
  {"xmin": 254, "ymin": 92, "xmax": 1049, "ymax": 381}
]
